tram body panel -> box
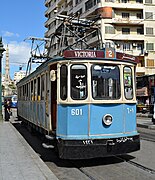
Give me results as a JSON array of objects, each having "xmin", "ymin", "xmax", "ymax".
[
  {"xmin": 124, "ymin": 103, "xmax": 137, "ymax": 132},
  {"xmin": 90, "ymin": 104, "xmax": 124, "ymax": 136},
  {"xmin": 57, "ymin": 103, "xmax": 137, "ymax": 139},
  {"xmin": 57, "ymin": 104, "xmax": 89, "ymax": 137}
]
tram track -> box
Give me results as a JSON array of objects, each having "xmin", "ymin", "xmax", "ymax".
[
  {"xmin": 64, "ymin": 154, "xmax": 155, "ymax": 180},
  {"xmin": 12, "ymin": 118, "xmax": 155, "ymax": 180},
  {"xmin": 138, "ymin": 127, "xmax": 155, "ymax": 142},
  {"xmin": 115, "ymin": 155, "xmax": 155, "ymax": 174}
]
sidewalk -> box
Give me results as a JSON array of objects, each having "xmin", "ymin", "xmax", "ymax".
[
  {"xmin": 0, "ymin": 115, "xmax": 58, "ymax": 180},
  {"xmin": 137, "ymin": 113, "xmax": 155, "ymax": 130}
]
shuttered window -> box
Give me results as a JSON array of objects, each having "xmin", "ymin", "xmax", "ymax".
[
  {"xmin": 146, "ymin": 43, "xmax": 154, "ymax": 50},
  {"xmin": 146, "ymin": 27, "xmax": 153, "ymax": 35},
  {"xmin": 105, "ymin": 26, "xmax": 115, "ymax": 34},
  {"xmin": 146, "ymin": 59, "xmax": 154, "ymax": 67}
]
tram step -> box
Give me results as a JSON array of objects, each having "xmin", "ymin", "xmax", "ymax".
[
  {"xmin": 42, "ymin": 143, "xmax": 54, "ymax": 149},
  {"xmin": 45, "ymin": 134, "xmax": 55, "ymax": 140}
]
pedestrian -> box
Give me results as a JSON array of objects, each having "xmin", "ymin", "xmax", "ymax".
[
  {"xmin": 7, "ymin": 99, "xmax": 12, "ymax": 115},
  {"xmin": 4, "ymin": 99, "xmax": 10, "ymax": 121}
]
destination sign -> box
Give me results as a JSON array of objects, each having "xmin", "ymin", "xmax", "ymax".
[
  {"xmin": 63, "ymin": 50, "xmax": 139, "ymax": 62},
  {"xmin": 116, "ymin": 52, "xmax": 139, "ymax": 62},
  {"xmin": 63, "ymin": 50, "xmax": 104, "ymax": 58}
]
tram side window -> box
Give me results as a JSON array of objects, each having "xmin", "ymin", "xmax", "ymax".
[
  {"xmin": 37, "ymin": 77, "xmax": 40, "ymax": 100},
  {"xmin": 31, "ymin": 81, "xmax": 34, "ymax": 101},
  {"xmin": 124, "ymin": 66, "xmax": 133, "ymax": 99},
  {"xmin": 71, "ymin": 64, "xmax": 87, "ymax": 100},
  {"xmin": 34, "ymin": 79, "xmax": 37, "ymax": 101},
  {"xmin": 41, "ymin": 74, "xmax": 45, "ymax": 100},
  {"xmin": 60, "ymin": 65, "xmax": 68, "ymax": 100},
  {"xmin": 91, "ymin": 64, "xmax": 121, "ymax": 100}
]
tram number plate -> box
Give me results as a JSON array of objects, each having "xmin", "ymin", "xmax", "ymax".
[
  {"xmin": 71, "ymin": 108, "xmax": 83, "ymax": 116},
  {"xmin": 83, "ymin": 140, "xmax": 93, "ymax": 145}
]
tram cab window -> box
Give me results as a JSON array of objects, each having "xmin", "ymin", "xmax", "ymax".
[
  {"xmin": 71, "ymin": 64, "xmax": 87, "ymax": 100},
  {"xmin": 91, "ymin": 64, "xmax": 120, "ymax": 100},
  {"xmin": 60, "ymin": 65, "xmax": 68, "ymax": 100},
  {"xmin": 124, "ymin": 66, "xmax": 133, "ymax": 99}
]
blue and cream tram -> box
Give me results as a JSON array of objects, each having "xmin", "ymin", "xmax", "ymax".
[{"xmin": 17, "ymin": 47, "xmax": 140, "ymax": 159}]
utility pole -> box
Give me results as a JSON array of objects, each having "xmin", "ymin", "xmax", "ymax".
[{"xmin": 0, "ymin": 37, "xmax": 5, "ymax": 121}]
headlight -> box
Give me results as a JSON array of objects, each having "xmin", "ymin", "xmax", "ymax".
[{"xmin": 103, "ymin": 114, "xmax": 113, "ymax": 126}]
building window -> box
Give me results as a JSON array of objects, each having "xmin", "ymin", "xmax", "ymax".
[
  {"xmin": 137, "ymin": 28, "xmax": 143, "ymax": 35},
  {"xmin": 85, "ymin": 0, "xmax": 97, "ymax": 11},
  {"xmin": 137, "ymin": 13, "xmax": 142, "ymax": 19},
  {"xmin": 136, "ymin": 0, "xmax": 143, "ymax": 3},
  {"xmin": 122, "ymin": 13, "xmax": 129, "ymax": 18},
  {"xmin": 145, "ymin": 12, "xmax": 153, "ymax": 20},
  {"xmin": 105, "ymin": 0, "xmax": 114, "ymax": 2},
  {"xmin": 146, "ymin": 43, "xmax": 154, "ymax": 50},
  {"xmin": 137, "ymin": 44, "xmax": 143, "ymax": 51},
  {"xmin": 123, "ymin": 43, "xmax": 131, "ymax": 51},
  {"xmin": 121, "ymin": 0, "xmax": 129, "ymax": 3},
  {"xmin": 122, "ymin": 28, "xmax": 130, "ymax": 34},
  {"xmin": 146, "ymin": 27, "xmax": 153, "ymax": 35},
  {"xmin": 105, "ymin": 26, "xmax": 115, "ymax": 34},
  {"xmin": 146, "ymin": 59, "xmax": 154, "ymax": 67},
  {"xmin": 145, "ymin": 0, "xmax": 152, "ymax": 3}
]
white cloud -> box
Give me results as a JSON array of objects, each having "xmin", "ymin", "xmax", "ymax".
[
  {"xmin": 3, "ymin": 31, "xmax": 19, "ymax": 37},
  {"xmin": 5, "ymin": 41, "xmax": 31, "ymax": 65},
  {"xmin": 2, "ymin": 41, "xmax": 31, "ymax": 79},
  {"xmin": 2, "ymin": 39, "xmax": 42, "ymax": 78}
]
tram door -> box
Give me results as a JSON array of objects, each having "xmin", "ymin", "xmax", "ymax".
[{"xmin": 50, "ymin": 65, "xmax": 57, "ymax": 130}]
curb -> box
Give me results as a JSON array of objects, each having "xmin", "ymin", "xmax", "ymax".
[
  {"xmin": 137, "ymin": 123, "xmax": 155, "ymax": 130},
  {"xmin": 136, "ymin": 114, "xmax": 153, "ymax": 118}
]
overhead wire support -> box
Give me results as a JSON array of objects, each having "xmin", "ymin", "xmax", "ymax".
[
  {"xmin": 24, "ymin": 36, "xmax": 50, "ymax": 76},
  {"xmin": 53, "ymin": 14, "xmax": 103, "ymax": 55},
  {"xmin": 24, "ymin": 14, "xmax": 103, "ymax": 76}
]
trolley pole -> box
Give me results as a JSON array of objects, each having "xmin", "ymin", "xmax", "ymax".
[{"xmin": 0, "ymin": 37, "xmax": 5, "ymax": 121}]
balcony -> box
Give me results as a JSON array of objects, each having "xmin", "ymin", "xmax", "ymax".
[
  {"xmin": 110, "ymin": 18, "xmax": 144, "ymax": 25},
  {"xmin": 105, "ymin": 34, "xmax": 145, "ymax": 41},
  {"xmin": 98, "ymin": 2, "xmax": 144, "ymax": 10}
]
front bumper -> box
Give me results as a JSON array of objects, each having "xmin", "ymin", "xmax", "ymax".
[{"xmin": 57, "ymin": 135, "xmax": 140, "ymax": 159}]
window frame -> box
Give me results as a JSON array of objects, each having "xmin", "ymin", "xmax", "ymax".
[
  {"xmin": 70, "ymin": 64, "xmax": 87, "ymax": 100},
  {"xmin": 123, "ymin": 66, "xmax": 133, "ymax": 100}
]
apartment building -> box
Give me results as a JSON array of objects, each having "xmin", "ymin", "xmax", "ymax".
[{"xmin": 44, "ymin": 0, "xmax": 155, "ymax": 76}]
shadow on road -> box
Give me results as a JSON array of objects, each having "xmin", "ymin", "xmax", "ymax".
[{"xmin": 12, "ymin": 121, "xmax": 135, "ymax": 168}]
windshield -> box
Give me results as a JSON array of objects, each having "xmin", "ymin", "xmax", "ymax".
[{"xmin": 91, "ymin": 64, "xmax": 121, "ymax": 100}]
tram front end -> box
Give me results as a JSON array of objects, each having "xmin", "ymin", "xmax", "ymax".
[{"xmin": 56, "ymin": 51, "xmax": 140, "ymax": 159}]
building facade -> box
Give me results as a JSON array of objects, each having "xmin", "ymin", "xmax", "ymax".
[
  {"xmin": 44, "ymin": 0, "xmax": 155, "ymax": 76},
  {"xmin": 14, "ymin": 70, "xmax": 26, "ymax": 84}
]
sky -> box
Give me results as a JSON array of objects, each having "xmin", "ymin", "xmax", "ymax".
[{"xmin": 0, "ymin": 0, "xmax": 46, "ymax": 79}]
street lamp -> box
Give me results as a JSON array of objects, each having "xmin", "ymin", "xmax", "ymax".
[{"xmin": 0, "ymin": 37, "xmax": 5, "ymax": 121}]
